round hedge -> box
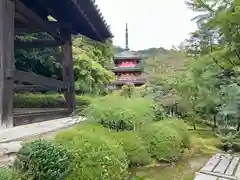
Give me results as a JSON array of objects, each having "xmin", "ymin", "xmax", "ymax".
[
  {"xmin": 160, "ymin": 118, "xmax": 191, "ymax": 148},
  {"xmin": 55, "ymin": 125, "xmax": 129, "ymax": 180},
  {"xmin": 112, "ymin": 131, "xmax": 151, "ymax": 167},
  {"xmin": 140, "ymin": 122, "xmax": 184, "ymax": 162},
  {"xmin": 13, "ymin": 139, "xmax": 71, "ymax": 180}
]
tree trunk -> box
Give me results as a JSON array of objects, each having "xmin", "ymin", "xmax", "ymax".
[
  {"xmin": 212, "ymin": 115, "xmax": 217, "ymax": 131},
  {"xmin": 193, "ymin": 120, "xmax": 196, "ymax": 130},
  {"xmin": 237, "ymin": 121, "xmax": 240, "ymax": 131}
]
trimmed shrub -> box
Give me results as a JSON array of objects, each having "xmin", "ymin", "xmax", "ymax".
[
  {"xmin": 160, "ymin": 118, "xmax": 191, "ymax": 148},
  {"xmin": 14, "ymin": 93, "xmax": 93, "ymax": 109},
  {"xmin": 14, "ymin": 93, "xmax": 65, "ymax": 108},
  {"xmin": 140, "ymin": 122, "xmax": 183, "ymax": 162},
  {"xmin": 13, "ymin": 139, "xmax": 72, "ymax": 180},
  {"xmin": 112, "ymin": 131, "xmax": 151, "ymax": 167},
  {"xmin": 0, "ymin": 167, "xmax": 16, "ymax": 180},
  {"xmin": 55, "ymin": 125, "xmax": 129, "ymax": 180},
  {"xmin": 84, "ymin": 95, "xmax": 154, "ymax": 131},
  {"xmin": 68, "ymin": 122, "xmax": 114, "ymax": 135}
]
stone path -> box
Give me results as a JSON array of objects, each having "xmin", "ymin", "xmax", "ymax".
[
  {"xmin": 194, "ymin": 153, "xmax": 240, "ymax": 180},
  {"xmin": 0, "ymin": 116, "xmax": 84, "ymax": 167}
]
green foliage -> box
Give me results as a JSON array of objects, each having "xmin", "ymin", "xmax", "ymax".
[
  {"xmin": 160, "ymin": 119, "xmax": 191, "ymax": 148},
  {"xmin": 75, "ymin": 95, "xmax": 94, "ymax": 115},
  {"xmin": 174, "ymin": 0, "xmax": 240, "ymax": 132},
  {"xmin": 13, "ymin": 139, "xmax": 71, "ymax": 180},
  {"xmin": 15, "ymin": 33, "xmax": 115, "ymax": 95},
  {"xmin": 152, "ymin": 103, "xmax": 166, "ymax": 120},
  {"xmin": 0, "ymin": 167, "xmax": 16, "ymax": 180},
  {"xmin": 112, "ymin": 131, "xmax": 151, "ymax": 167},
  {"xmin": 114, "ymin": 46, "xmax": 169, "ymax": 59},
  {"xmin": 73, "ymin": 36, "xmax": 115, "ymax": 94},
  {"xmin": 55, "ymin": 125, "xmax": 129, "ymax": 180},
  {"xmin": 120, "ymin": 83, "xmax": 135, "ymax": 98},
  {"xmin": 14, "ymin": 93, "xmax": 93, "ymax": 109},
  {"xmin": 84, "ymin": 95, "xmax": 154, "ymax": 131},
  {"xmin": 15, "ymin": 33, "xmax": 63, "ymax": 80},
  {"xmin": 14, "ymin": 93, "xmax": 65, "ymax": 108},
  {"xmin": 140, "ymin": 122, "xmax": 184, "ymax": 162}
]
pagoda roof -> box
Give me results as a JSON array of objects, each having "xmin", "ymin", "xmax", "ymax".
[
  {"xmin": 115, "ymin": 50, "xmax": 140, "ymax": 60},
  {"xmin": 18, "ymin": 0, "xmax": 112, "ymax": 42}
]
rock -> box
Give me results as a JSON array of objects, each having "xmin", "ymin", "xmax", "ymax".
[
  {"xmin": 0, "ymin": 155, "xmax": 16, "ymax": 166},
  {"xmin": 0, "ymin": 141, "xmax": 22, "ymax": 157}
]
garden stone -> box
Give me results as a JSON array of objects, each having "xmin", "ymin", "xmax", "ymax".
[{"xmin": 0, "ymin": 141, "xmax": 22, "ymax": 157}]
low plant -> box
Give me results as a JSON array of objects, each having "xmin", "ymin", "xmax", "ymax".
[
  {"xmin": 0, "ymin": 167, "xmax": 16, "ymax": 180},
  {"xmin": 13, "ymin": 139, "xmax": 72, "ymax": 180},
  {"xmin": 160, "ymin": 118, "xmax": 191, "ymax": 148},
  {"xmin": 14, "ymin": 93, "xmax": 93, "ymax": 109},
  {"xmin": 140, "ymin": 122, "xmax": 184, "ymax": 162},
  {"xmin": 121, "ymin": 83, "xmax": 135, "ymax": 98},
  {"xmin": 112, "ymin": 131, "xmax": 151, "ymax": 167},
  {"xmin": 55, "ymin": 125, "xmax": 129, "ymax": 180},
  {"xmin": 14, "ymin": 93, "xmax": 65, "ymax": 108},
  {"xmin": 84, "ymin": 95, "xmax": 154, "ymax": 131}
]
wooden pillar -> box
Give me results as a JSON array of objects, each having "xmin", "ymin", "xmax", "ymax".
[
  {"xmin": 61, "ymin": 30, "xmax": 76, "ymax": 112},
  {"xmin": 0, "ymin": 0, "xmax": 15, "ymax": 128}
]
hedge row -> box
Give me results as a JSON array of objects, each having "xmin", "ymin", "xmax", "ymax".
[{"xmin": 13, "ymin": 93, "xmax": 93, "ymax": 108}]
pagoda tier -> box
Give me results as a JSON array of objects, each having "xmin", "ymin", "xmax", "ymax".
[
  {"xmin": 112, "ymin": 78, "xmax": 146, "ymax": 86},
  {"xmin": 111, "ymin": 50, "xmax": 146, "ymax": 86}
]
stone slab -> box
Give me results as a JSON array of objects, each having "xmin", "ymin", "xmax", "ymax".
[
  {"xmin": 0, "ymin": 116, "xmax": 85, "ymax": 143},
  {"xmin": 194, "ymin": 153, "xmax": 240, "ymax": 180}
]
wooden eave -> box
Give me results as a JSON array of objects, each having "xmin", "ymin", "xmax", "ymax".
[{"xmin": 17, "ymin": 0, "xmax": 112, "ymax": 42}]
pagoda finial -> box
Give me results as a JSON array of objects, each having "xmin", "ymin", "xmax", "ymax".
[{"xmin": 125, "ymin": 23, "xmax": 129, "ymax": 50}]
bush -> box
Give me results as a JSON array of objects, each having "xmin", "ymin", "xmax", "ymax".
[
  {"xmin": 76, "ymin": 95, "xmax": 94, "ymax": 115},
  {"xmin": 140, "ymin": 122, "xmax": 183, "ymax": 162},
  {"xmin": 55, "ymin": 125, "xmax": 129, "ymax": 180},
  {"xmin": 120, "ymin": 83, "xmax": 135, "ymax": 98},
  {"xmin": 14, "ymin": 93, "xmax": 65, "ymax": 108},
  {"xmin": 112, "ymin": 131, "xmax": 151, "ymax": 167},
  {"xmin": 13, "ymin": 139, "xmax": 72, "ymax": 180},
  {"xmin": 0, "ymin": 167, "xmax": 16, "ymax": 180},
  {"xmin": 152, "ymin": 103, "xmax": 166, "ymax": 120},
  {"xmin": 84, "ymin": 95, "xmax": 154, "ymax": 131},
  {"xmin": 160, "ymin": 118, "xmax": 191, "ymax": 148},
  {"xmin": 14, "ymin": 93, "xmax": 93, "ymax": 109}
]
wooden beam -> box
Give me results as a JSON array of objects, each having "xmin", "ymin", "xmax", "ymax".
[
  {"xmin": 15, "ymin": 0, "xmax": 65, "ymax": 42},
  {"xmin": 0, "ymin": 0, "xmax": 15, "ymax": 128},
  {"xmin": 15, "ymin": 22, "xmax": 72, "ymax": 34},
  {"xmin": 61, "ymin": 30, "xmax": 76, "ymax": 112},
  {"xmin": 15, "ymin": 38, "xmax": 64, "ymax": 49},
  {"xmin": 13, "ymin": 70, "xmax": 66, "ymax": 89},
  {"xmin": 14, "ymin": 85, "xmax": 61, "ymax": 92},
  {"xmin": 70, "ymin": 0, "xmax": 101, "ymax": 40}
]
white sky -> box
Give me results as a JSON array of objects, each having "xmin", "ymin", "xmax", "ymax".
[{"xmin": 96, "ymin": 0, "xmax": 198, "ymax": 50}]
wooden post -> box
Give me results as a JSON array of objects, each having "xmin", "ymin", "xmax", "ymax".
[
  {"xmin": 0, "ymin": 0, "xmax": 15, "ymax": 128},
  {"xmin": 61, "ymin": 30, "xmax": 76, "ymax": 112}
]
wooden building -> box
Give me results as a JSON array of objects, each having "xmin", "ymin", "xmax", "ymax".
[
  {"xmin": 0, "ymin": 0, "xmax": 112, "ymax": 128},
  {"xmin": 111, "ymin": 24, "xmax": 146, "ymax": 88}
]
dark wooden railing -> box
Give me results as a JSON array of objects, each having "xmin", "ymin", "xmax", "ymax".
[{"xmin": 13, "ymin": 70, "xmax": 66, "ymax": 89}]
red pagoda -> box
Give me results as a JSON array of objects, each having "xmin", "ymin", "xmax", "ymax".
[{"xmin": 111, "ymin": 24, "xmax": 146, "ymax": 88}]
